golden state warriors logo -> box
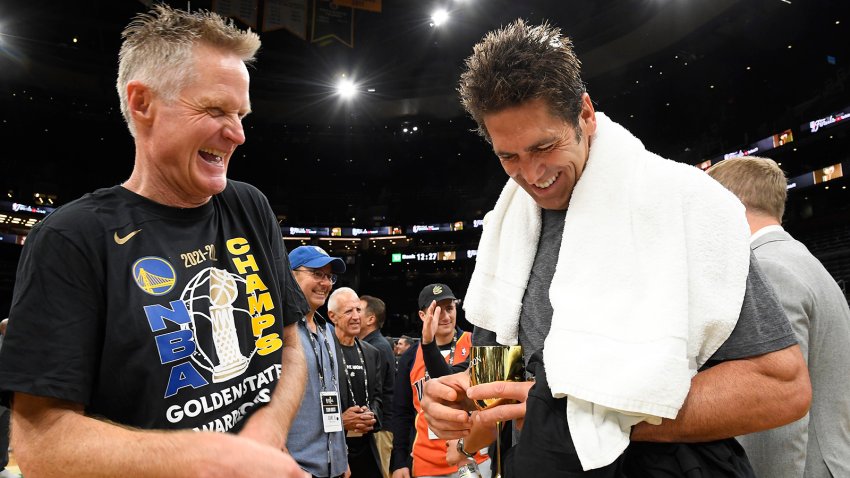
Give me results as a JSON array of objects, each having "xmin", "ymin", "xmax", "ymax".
[{"xmin": 133, "ymin": 256, "xmax": 177, "ymax": 296}]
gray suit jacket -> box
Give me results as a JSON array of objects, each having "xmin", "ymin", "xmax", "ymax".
[{"xmin": 738, "ymin": 229, "xmax": 850, "ymax": 478}]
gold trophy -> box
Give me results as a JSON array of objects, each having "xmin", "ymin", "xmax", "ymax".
[{"xmin": 468, "ymin": 345, "xmax": 524, "ymax": 478}]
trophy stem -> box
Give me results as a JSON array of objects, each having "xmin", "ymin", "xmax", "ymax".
[{"xmin": 495, "ymin": 420, "xmax": 502, "ymax": 478}]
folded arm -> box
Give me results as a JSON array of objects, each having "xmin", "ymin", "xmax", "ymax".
[{"xmin": 631, "ymin": 344, "xmax": 811, "ymax": 442}]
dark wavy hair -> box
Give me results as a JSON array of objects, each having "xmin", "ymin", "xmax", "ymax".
[{"xmin": 459, "ymin": 19, "xmax": 586, "ymax": 141}]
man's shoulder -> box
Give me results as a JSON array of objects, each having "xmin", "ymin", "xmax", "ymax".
[
  {"xmin": 27, "ymin": 186, "xmax": 126, "ymax": 241},
  {"xmin": 365, "ymin": 330, "xmax": 394, "ymax": 352},
  {"xmin": 220, "ymin": 180, "xmax": 266, "ymax": 202},
  {"xmin": 753, "ymin": 232, "xmax": 821, "ymax": 275},
  {"xmin": 359, "ymin": 338, "xmax": 380, "ymax": 356}
]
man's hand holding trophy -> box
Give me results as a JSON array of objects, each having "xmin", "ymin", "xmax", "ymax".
[{"xmin": 422, "ymin": 345, "xmax": 532, "ymax": 478}]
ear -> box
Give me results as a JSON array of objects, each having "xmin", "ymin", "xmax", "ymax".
[
  {"xmin": 127, "ymin": 80, "xmax": 155, "ymax": 129},
  {"xmin": 418, "ymin": 310, "xmax": 426, "ymax": 323},
  {"xmin": 579, "ymin": 93, "xmax": 597, "ymax": 138}
]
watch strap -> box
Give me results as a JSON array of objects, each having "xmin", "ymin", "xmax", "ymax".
[{"xmin": 457, "ymin": 438, "xmax": 476, "ymax": 458}]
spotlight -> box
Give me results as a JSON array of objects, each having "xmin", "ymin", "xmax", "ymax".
[
  {"xmin": 431, "ymin": 9, "xmax": 449, "ymax": 27},
  {"xmin": 336, "ymin": 78, "xmax": 357, "ymax": 99}
]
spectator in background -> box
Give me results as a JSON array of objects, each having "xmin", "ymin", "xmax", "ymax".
[
  {"xmin": 390, "ymin": 284, "xmax": 489, "ymax": 478},
  {"xmin": 329, "ymin": 288, "xmax": 386, "ymax": 478},
  {"xmin": 359, "ymin": 295, "xmax": 397, "ymax": 478},
  {"xmin": 287, "ymin": 246, "xmax": 350, "ymax": 478},
  {"xmin": 394, "ymin": 336, "xmax": 414, "ymax": 358},
  {"xmin": 708, "ymin": 156, "xmax": 850, "ymax": 478}
]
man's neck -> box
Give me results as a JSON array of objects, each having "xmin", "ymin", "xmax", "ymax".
[
  {"xmin": 336, "ymin": 331, "xmax": 356, "ymax": 346},
  {"xmin": 435, "ymin": 331, "xmax": 455, "ymax": 347},
  {"xmin": 123, "ymin": 168, "xmax": 212, "ymax": 208},
  {"xmin": 745, "ymin": 211, "xmax": 781, "ymax": 235},
  {"xmin": 304, "ymin": 310, "xmax": 317, "ymax": 333}
]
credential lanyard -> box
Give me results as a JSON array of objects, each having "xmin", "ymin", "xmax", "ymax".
[
  {"xmin": 300, "ymin": 315, "xmax": 339, "ymax": 392},
  {"xmin": 301, "ymin": 314, "xmax": 341, "ymax": 477},
  {"xmin": 339, "ymin": 338, "xmax": 370, "ymax": 407}
]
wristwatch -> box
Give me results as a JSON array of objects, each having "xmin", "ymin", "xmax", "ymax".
[{"xmin": 456, "ymin": 438, "xmax": 475, "ymax": 458}]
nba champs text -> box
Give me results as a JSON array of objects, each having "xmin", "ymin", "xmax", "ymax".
[{"xmin": 137, "ymin": 236, "xmax": 284, "ymax": 431}]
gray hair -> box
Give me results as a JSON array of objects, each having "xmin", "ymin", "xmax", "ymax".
[
  {"xmin": 328, "ymin": 287, "xmax": 358, "ymax": 314},
  {"xmin": 116, "ymin": 4, "xmax": 260, "ymax": 136}
]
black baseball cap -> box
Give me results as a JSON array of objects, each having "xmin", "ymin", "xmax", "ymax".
[{"xmin": 418, "ymin": 283, "xmax": 457, "ymax": 309}]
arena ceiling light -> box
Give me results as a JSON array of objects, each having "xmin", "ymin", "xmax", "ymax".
[
  {"xmin": 336, "ymin": 77, "xmax": 357, "ymax": 99},
  {"xmin": 430, "ymin": 9, "xmax": 449, "ymax": 27}
]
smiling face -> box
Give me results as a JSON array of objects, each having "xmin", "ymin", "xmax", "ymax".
[
  {"xmin": 294, "ymin": 264, "xmax": 334, "ymax": 311},
  {"xmin": 332, "ymin": 292, "xmax": 362, "ymax": 339},
  {"xmin": 130, "ymin": 44, "xmax": 251, "ymax": 207},
  {"xmin": 484, "ymin": 94, "xmax": 596, "ymax": 211},
  {"xmin": 434, "ymin": 298, "xmax": 457, "ymax": 340}
]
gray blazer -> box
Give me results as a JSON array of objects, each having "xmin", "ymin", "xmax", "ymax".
[{"xmin": 738, "ymin": 229, "xmax": 850, "ymax": 478}]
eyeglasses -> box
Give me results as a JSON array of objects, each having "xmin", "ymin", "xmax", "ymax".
[{"xmin": 295, "ymin": 268, "xmax": 338, "ymax": 284}]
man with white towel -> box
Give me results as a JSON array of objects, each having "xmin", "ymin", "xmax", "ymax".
[{"xmin": 420, "ymin": 20, "xmax": 811, "ymax": 476}]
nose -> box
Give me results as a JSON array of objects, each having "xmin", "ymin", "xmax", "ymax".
[
  {"xmin": 224, "ymin": 117, "xmax": 246, "ymax": 145},
  {"xmin": 518, "ymin": 155, "xmax": 547, "ymax": 185}
]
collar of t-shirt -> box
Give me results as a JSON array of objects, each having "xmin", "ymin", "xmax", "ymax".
[{"xmin": 750, "ymin": 224, "xmax": 784, "ymax": 244}]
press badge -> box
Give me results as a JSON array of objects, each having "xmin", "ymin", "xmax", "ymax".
[{"xmin": 320, "ymin": 391, "xmax": 343, "ymax": 433}]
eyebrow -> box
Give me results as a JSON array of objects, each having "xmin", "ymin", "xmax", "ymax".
[
  {"xmin": 494, "ymin": 134, "xmax": 564, "ymax": 156},
  {"xmin": 198, "ymin": 95, "xmax": 252, "ymax": 117}
]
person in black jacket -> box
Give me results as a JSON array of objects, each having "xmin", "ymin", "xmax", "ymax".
[
  {"xmin": 329, "ymin": 287, "xmax": 386, "ymax": 478},
  {"xmin": 359, "ymin": 295, "xmax": 397, "ymax": 477}
]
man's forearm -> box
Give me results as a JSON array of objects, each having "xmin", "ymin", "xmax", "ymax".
[
  {"xmin": 267, "ymin": 323, "xmax": 307, "ymax": 439},
  {"xmin": 631, "ymin": 345, "xmax": 811, "ymax": 442},
  {"xmin": 12, "ymin": 393, "xmax": 277, "ymax": 477}
]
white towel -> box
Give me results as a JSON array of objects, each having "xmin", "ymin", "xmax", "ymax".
[{"xmin": 464, "ymin": 112, "xmax": 751, "ymax": 470}]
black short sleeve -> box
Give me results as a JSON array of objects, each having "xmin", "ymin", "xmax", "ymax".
[{"xmin": 0, "ymin": 223, "xmax": 104, "ymax": 405}]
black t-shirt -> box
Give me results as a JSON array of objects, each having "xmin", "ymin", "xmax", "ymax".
[
  {"xmin": 0, "ymin": 181, "xmax": 308, "ymax": 432},
  {"xmin": 341, "ymin": 343, "xmax": 369, "ymax": 408}
]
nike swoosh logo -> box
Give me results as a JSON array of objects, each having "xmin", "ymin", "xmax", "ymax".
[{"xmin": 114, "ymin": 229, "xmax": 142, "ymax": 245}]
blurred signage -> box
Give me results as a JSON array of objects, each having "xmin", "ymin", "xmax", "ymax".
[
  {"xmin": 391, "ymin": 250, "xmax": 477, "ymax": 262},
  {"xmin": 285, "ymin": 226, "xmax": 329, "ymax": 236},
  {"xmin": 786, "ymin": 162, "xmax": 846, "ymax": 191},
  {"xmin": 1, "ymin": 201, "xmax": 54, "ymax": 215},
  {"xmin": 805, "ymin": 108, "xmax": 850, "ymax": 134},
  {"xmin": 408, "ymin": 223, "xmax": 467, "ymax": 233},
  {"xmin": 721, "ymin": 129, "xmax": 794, "ymax": 160}
]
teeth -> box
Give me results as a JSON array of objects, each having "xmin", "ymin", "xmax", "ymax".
[
  {"xmin": 535, "ymin": 172, "xmax": 559, "ymax": 189},
  {"xmin": 199, "ymin": 148, "xmax": 227, "ymax": 160}
]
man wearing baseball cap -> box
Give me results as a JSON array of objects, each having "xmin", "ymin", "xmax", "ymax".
[
  {"xmin": 390, "ymin": 284, "xmax": 490, "ymax": 478},
  {"xmin": 286, "ymin": 246, "xmax": 351, "ymax": 478}
]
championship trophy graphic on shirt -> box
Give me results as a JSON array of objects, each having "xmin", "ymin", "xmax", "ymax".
[{"xmin": 181, "ymin": 267, "xmax": 252, "ymax": 382}]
